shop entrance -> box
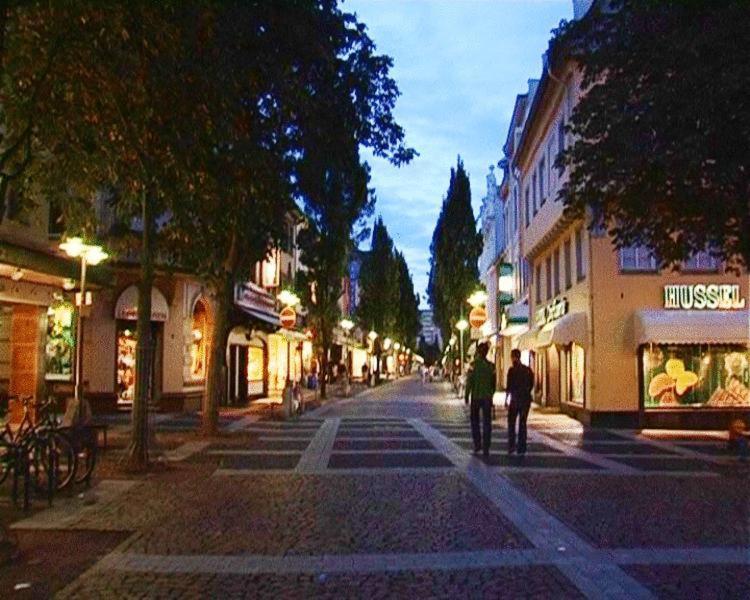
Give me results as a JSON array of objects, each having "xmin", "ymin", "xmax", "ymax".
[
  {"xmin": 116, "ymin": 321, "xmax": 163, "ymax": 407},
  {"xmin": 227, "ymin": 336, "xmax": 267, "ymax": 405}
]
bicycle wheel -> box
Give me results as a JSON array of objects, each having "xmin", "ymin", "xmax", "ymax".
[
  {"xmin": 73, "ymin": 427, "xmax": 97, "ymax": 485},
  {"xmin": 0, "ymin": 437, "xmax": 12, "ymax": 485},
  {"xmin": 31, "ymin": 431, "xmax": 76, "ymax": 492}
]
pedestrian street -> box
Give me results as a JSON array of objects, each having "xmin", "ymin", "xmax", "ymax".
[{"xmin": 4, "ymin": 376, "xmax": 746, "ymax": 599}]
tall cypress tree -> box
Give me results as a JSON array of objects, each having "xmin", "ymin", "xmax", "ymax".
[
  {"xmin": 428, "ymin": 157, "xmax": 481, "ymax": 345},
  {"xmin": 394, "ymin": 250, "xmax": 421, "ymax": 349},
  {"xmin": 358, "ymin": 216, "xmax": 398, "ymax": 337}
]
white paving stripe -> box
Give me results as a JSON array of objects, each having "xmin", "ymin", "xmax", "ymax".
[
  {"xmin": 225, "ymin": 415, "xmax": 261, "ymax": 432},
  {"xmin": 207, "ymin": 450, "xmax": 302, "ymax": 456},
  {"xmin": 164, "ymin": 441, "xmax": 211, "ymax": 462},
  {"xmin": 610, "ymin": 430, "xmax": 735, "ymax": 465},
  {"xmin": 92, "ymin": 546, "xmax": 750, "ymax": 576},
  {"xmin": 295, "ymin": 417, "xmax": 341, "ymax": 473},
  {"xmin": 527, "ymin": 430, "xmax": 641, "ymax": 474},
  {"xmin": 410, "ymin": 419, "xmax": 656, "ymax": 600}
]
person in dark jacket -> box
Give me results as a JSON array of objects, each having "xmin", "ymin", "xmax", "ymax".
[
  {"xmin": 464, "ymin": 342, "xmax": 496, "ymax": 457},
  {"xmin": 506, "ymin": 349, "xmax": 534, "ymax": 455}
]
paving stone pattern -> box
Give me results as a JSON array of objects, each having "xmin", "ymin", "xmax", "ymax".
[{"xmin": 13, "ymin": 377, "xmax": 750, "ymax": 597}]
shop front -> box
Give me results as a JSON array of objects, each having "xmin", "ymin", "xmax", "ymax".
[
  {"xmin": 113, "ymin": 285, "xmax": 169, "ymax": 407},
  {"xmin": 634, "ymin": 304, "xmax": 750, "ymax": 429}
]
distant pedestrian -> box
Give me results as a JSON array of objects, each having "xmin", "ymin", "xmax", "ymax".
[
  {"xmin": 506, "ymin": 349, "xmax": 534, "ymax": 456},
  {"xmin": 464, "ymin": 342, "xmax": 496, "ymax": 457}
]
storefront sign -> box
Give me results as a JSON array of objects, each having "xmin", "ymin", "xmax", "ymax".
[
  {"xmin": 535, "ymin": 297, "xmax": 569, "ymax": 327},
  {"xmin": 663, "ymin": 284, "xmax": 745, "ymax": 310},
  {"xmin": 235, "ymin": 282, "xmax": 276, "ymax": 312}
]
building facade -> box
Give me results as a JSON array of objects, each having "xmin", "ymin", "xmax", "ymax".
[{"xmin": 509, "ymin": 3, "xmax": 749, "ymax": 428}]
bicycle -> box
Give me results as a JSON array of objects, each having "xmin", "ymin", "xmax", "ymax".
[{"xmin": 0, "ymin": 395, "xmax": 76, "ymax": 507}]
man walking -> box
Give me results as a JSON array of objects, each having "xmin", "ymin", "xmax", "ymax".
[
  {"xmin": 464, "ymin": 342, "xmax": 496, "ymax": 457},
  {"xmin": 506, "ymin": 349, "xmax": 534, "ymax": 456}
]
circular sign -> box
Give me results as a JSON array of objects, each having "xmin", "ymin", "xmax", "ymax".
[
  {"xmin": 469, "ymin": 306, "xmax": 487, "ymax": 329},
  {"xmin": 279, "ymin": 306, "xmax": 297, "ymax": 329}
]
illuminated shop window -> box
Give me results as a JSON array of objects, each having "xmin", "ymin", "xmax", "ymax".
[
  {"xmin": 570, "ymin": 343, "xmax": 585, "ymax": 405},
  {"xmin": 116, "ymin": 327, "xmax": 137, "ymax": 404},
  {"xmin": 642, "ymin": 345, "xmax": 750, "ymax": 409},
  {"xmin": 190, "ymin": 301, "xmax": 208, "ymax": 381},
  {"xmin": 45, "ymin": 301, "xmax": 75, "ymax": 380}
]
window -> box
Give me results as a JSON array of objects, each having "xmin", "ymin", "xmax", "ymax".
[
  {"xmin": 545, "ymin": 256, "xmax": 552, "ymax": 300},
  {"xmin": 564, "ymin": 238, "xmax": 572, "ymax": 289},
  {"xmin": 525, "ymin": 188, "xmax": 531, "ymax": 227},
  {"xmin": 513, "ymin": 188, "xmax": 519, "ymax": 232},
  {"xmin": 539, "ymin": 158, "xmax": 546, "ymax": 206},
  {"xmin": 683, "ymin": 251, "xmax": 720, "ymax": 272},
  {"xmin": 619, "ymin": 245, "xmax": 658, "ymax": 272},
  {"xmin": 557, "ymin": 119, "xmax": 566, "ymax": 173},
  {"xmin": 575, "ymin": 228, "xmax": 586, "ymax": 281},
  {"xmin": 570, "ymin": 343, "xmax": 585, "ymax": 405},
  {"xmin": 535, "ymin": 264, "xmax": 542, "ymax": 304},
  {"xmin": 553, "ymin": 248, "xmax": 561, "ymax": 296},
  {"xmin": 642, "ymin": 345, "xmax": 750, "ymax": 409},
  {"xmin": 532, "ymin": 173, "xmax": 538, "ymax": 215},
  {"xmin": 521, "ymin": 259, "xmax": 530, "ymax": 296}
]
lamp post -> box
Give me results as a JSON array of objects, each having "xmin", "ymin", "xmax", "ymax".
[
  {"xmin": 393, "ymin": 342, "xmax": 401, "ymax": 377},
  {"xmin": 456, "ymin": 319, "xmax": 469, "ymax": 376},
  {"xmin": 367, "ymin": 330, "xmax": 378, "ymax": 385},
  {"xmin": 60, "ymin": 237, "xmax": 108, "ymax": 416},
  {"xmin": 339, "ymin": 318, "xmax": 354, "ymax": 396}
]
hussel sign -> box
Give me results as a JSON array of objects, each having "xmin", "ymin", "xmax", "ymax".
[{"xmin": 663, "ymin": 284, "xmax": 745, "ymax": 310}]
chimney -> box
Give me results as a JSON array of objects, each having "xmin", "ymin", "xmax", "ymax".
[{"xmin": 572, "ymin": 0, "xmax": 594, "ymax": 19}]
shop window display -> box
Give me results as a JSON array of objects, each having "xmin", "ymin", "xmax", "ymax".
[
  {"xmin": 570, "ymin": 343, "xmax": 585, "ymax": 404},
  {"xmin": 117, "ymin": 327, "xmax": 137, "ymax": 404},
  {"xmin": 189, "ymin": 301, "xmax": 208, "ymax": 381},
  {"xmin": 45, "ymin": 301, "xmax": 75, "ymax": 380},
  {"xmin": 642, "ymin": 345, "xmax": 750, "ymax": 408}
]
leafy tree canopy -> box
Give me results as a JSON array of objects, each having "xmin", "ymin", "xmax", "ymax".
[{"xmin": 553, "ymin": 0, "xmax": 750, "ymax": 269}]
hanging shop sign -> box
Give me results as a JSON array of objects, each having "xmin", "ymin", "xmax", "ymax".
[
  {"xmin": 663, "ymin": 284, "xmax": 745, "ymax": 311},
  {"xmin": 279, "ymin": 306, "xmax": 297, "ymax": 329},
  {"xmin": 534, "ymin": 297, "xmax": 569, "ymax": 328},
  {"xmin": 469, "ymin": 306, "xmax": 487, "ymax": 329}
]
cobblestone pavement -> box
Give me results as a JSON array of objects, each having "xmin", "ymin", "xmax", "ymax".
[{"xmin": 5, "ymin": 376, "xmax": 750, "ymax": 598}]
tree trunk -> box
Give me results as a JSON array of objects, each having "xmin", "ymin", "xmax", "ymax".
[
  {"xmin": 202, "ymin": 273, "xmax": 232, "ymax": 436},
  {"xmin": 125, "ymin": 190, "xmax": 155, "ymax": 471},
  {"xmin": 319, "ymin": 344, "xmax": 329, "ymax": 399}
]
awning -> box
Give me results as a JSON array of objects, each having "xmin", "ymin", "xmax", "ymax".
[
  {"xmin": 517, "ymin": 330, "xmax": 537, "ymax": 351},
  {"xmin": 231, "ymin": 304, "xmax": 280, "ymax": 333},
  {"xmin": 549, "ymin": 312, "xmax": 588, "ymax": 348},
  {"xmin": 633, "ymin": 309, "xmax": 750, "ymax": 346},
  {"xmin": 115, "ymin": 285, "xmax": 169, "ymax": 321},
  {"xmin": 500, "ymin": 301, "xmax": 529, "ymax": 337}
]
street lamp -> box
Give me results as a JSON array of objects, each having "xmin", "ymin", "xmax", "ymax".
[
  {"xmin": 467, "ymin": 290, "xmax": 488, "ymax": 308},
  {"xmin": 456, "ymin": 318, "xmax": 469, "ymax": 376},
  {"xmin": 60, "ymin": 237, "xmax": 109, "ymax": 416},
  {"xmin": 339, "ymin": 318, "xmax": 355, "ymax": 396}
]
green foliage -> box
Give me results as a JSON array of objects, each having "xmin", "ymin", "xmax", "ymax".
[
  {"xmin": 553, "ymin": 0, "xmax": 750, "ymax": 269},
  {"xmin": 427, "ymin": 157, "xmax": 481, "ymax": 344},
  {"xmin": 394, "ymin": 250, "xmax": 421, "ymax": 348},
  {"xmin": 357, "ymin": 216, "xmax": 399, "ymax": 336}
]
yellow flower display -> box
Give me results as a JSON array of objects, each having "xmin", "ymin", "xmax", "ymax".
[{"xmin": 649, "ymin": 358, "xmax": 699, "ymax": 403}]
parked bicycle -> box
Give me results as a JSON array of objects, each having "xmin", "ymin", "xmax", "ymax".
[{"xmin": 0, "ymin": 394, "xmax": 97, "ymax": 509}]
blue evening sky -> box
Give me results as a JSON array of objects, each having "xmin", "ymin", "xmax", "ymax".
[{"xmin": 346, "ymin": 0, "xmax": 572, "ymax": 306}]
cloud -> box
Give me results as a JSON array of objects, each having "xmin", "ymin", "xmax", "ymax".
[{"xmin": 348, "ymin": 0, "xmax": 571, "ymax": 305}]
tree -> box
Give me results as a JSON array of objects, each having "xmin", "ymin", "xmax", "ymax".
[
  {"xmin": 553, "ymin": 0, "xmax": 750, "ymax": 269},
  {"xmin": 295, "ymin": 1, "xmax": 414, "ymax": 398},
  {"xmin": 394, "ymin": 250, "xmax": 421, "ymax": 349},
  {"xmin": 428, "ymin": 157, "xmax": 482, "ymax": 344},
  {"xmin": 358, "ymin": 217, "xmax": 399, "ymax": 342},
  {"xmin": 12, "ymin": 2, "xmax": 195, "ymax": 469}
]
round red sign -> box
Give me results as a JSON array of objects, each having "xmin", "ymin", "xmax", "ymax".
[
  {"xmin": 469, "ymin": 306, "xmax": 487, "ymax": 329},
  {"xmin": 279, "ymin": 306, "xmax": 296, "ymax": 329}
]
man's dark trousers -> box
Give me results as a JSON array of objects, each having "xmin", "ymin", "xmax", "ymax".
[
  {"xmin": 470, "ymin": 397, "xmax": 493, "ymax": 453},
  {"xmin": 507, "ymin": 397, "xmax": 531, "ymax": 454}
]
